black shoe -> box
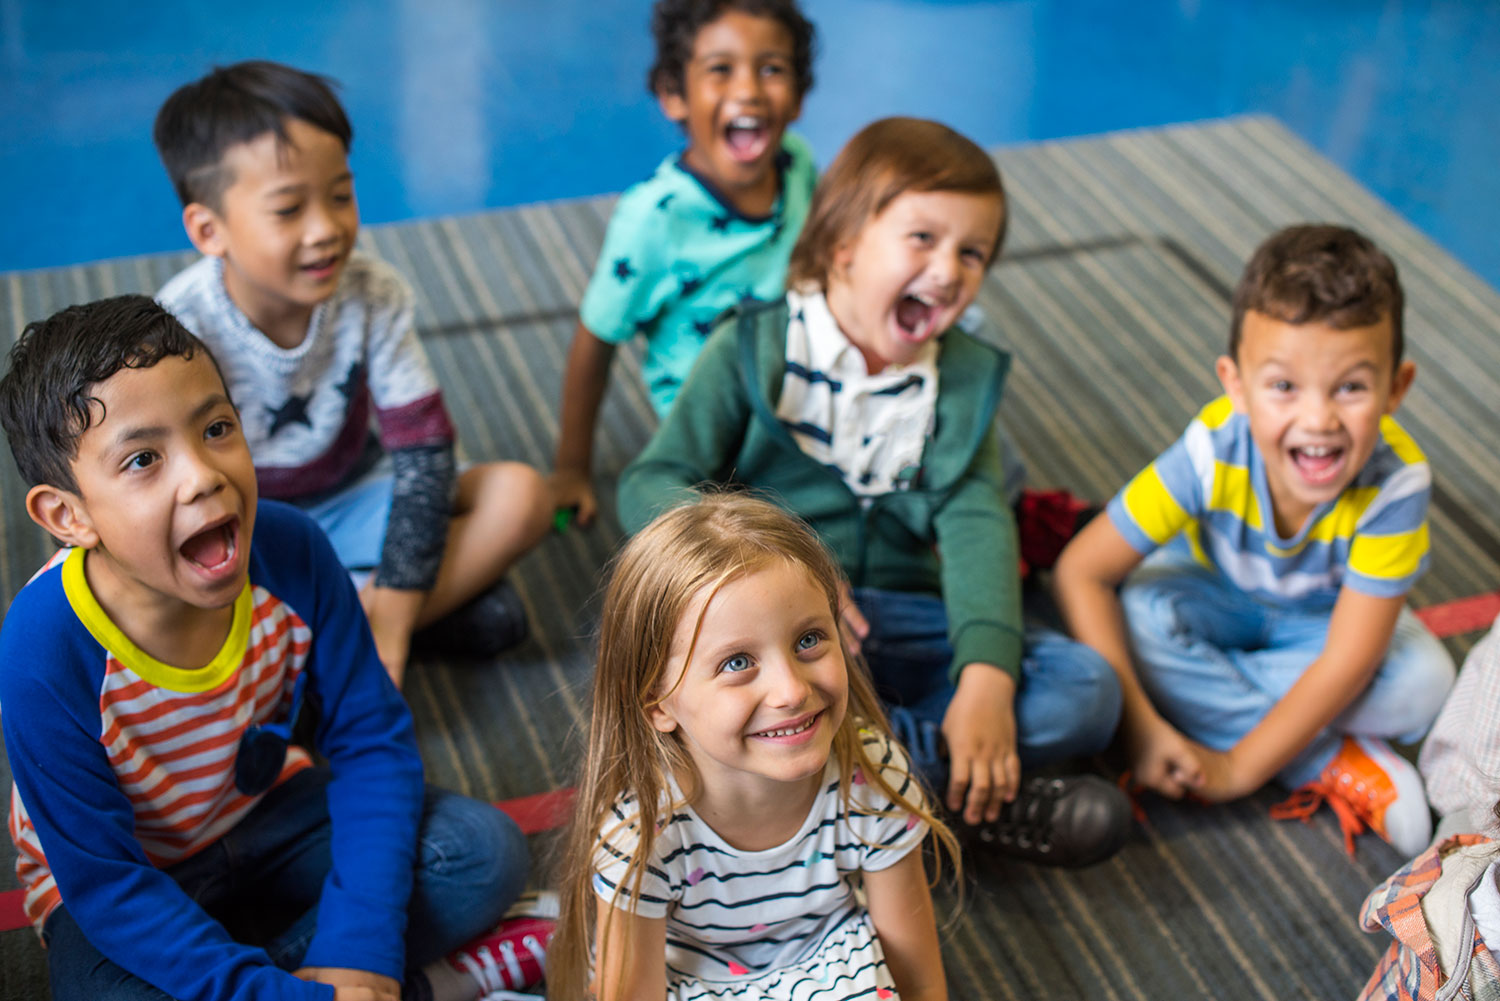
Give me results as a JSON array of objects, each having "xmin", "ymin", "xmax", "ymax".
[
  {"xmin": 971, "ymin": 774, "xmax": 1131, "ymax": 867},
  {"xmin": 412, "ymin": 579, "xmax": 529, "ymax": 659}
]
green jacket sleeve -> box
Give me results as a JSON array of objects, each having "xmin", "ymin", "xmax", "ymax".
[
  {"xmin": 933, "ymin": 422, "xmax": 1024, "ymax": 683},
  {"xmin": 616, "ymin": 319, "xmax": 754, "ymax": 535}
]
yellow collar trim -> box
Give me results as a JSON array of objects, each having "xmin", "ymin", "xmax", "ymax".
[{"xmin": 61, "ymin": 548, "xmax": 251, "ymax": 693}]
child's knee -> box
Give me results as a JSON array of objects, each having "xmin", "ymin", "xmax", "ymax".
[
  {"xmin": 467, "ymin": 461, "xmax": 552, "ymax": 531},
  {"xmin": 417, "ymin": 790, "xmax": 529, "ymax": 906},
  {"xmin": 1357, "ymin": 624, "xmax": 1457, "ymax": 740}
]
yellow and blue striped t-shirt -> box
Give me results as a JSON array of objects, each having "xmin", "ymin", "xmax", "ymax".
[{"xmin": 1106, "ymin": 396, "xmax": 1430, "ymax": 606}]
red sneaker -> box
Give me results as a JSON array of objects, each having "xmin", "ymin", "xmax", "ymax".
[
  {"xmin": 445, "ymin": 913, "xmax": 554, "ymax": 998},
  {"xmin": 1270, "ymin": 736, "xmax": 1430, "ymax": 857}
]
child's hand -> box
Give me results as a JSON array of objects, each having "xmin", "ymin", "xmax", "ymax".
[
  {"xmin": 359, "ymin": 584, "xmax": 422, "ymax": 688},
  {"xmin": 294, "ymin": 967, "xmax": 400, "ymax": 1001},
  {"xmin": 1188, "ymin": 744, "xmax": 1249, "ymax": 803},
  {"xmin": 835, "ymin": 580, "xmax": 870, "ymax": 657},
  {"xmin": 941, "ymin": 662, "xmax": 1020, "ymax": 824},
  {"xmin": 1124, "ymin": 715, "xmax": 1205, "ymax": 799},
  {"xmin": 548, "ymin": 467, "xmax": 598, "ymax": 528}
]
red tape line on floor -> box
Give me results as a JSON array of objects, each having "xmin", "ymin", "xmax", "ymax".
[
  {"xmin": 0, "ymin": 786, "xmax": 579, "ymax": 934},
  {"xmin": 1416, "ymin": 592, "xmax": 1500, "ymax": 639}
]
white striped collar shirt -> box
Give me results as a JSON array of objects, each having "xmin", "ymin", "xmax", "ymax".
[{"xmin": 774, "ymin": 288, "xmax": 939, "ymax": 499}]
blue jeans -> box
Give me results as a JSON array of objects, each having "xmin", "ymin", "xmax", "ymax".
[
  {"xmin": 1119, "ymin": 556, "xmax": 1456, "ymax": 786},
  {"xmin": 43, "ymin": 767, "xmax": 528, "ymax": 1001},
  {"xmin": 852, "ymin": 587, "xmax": 1122, "ymax": 792}
]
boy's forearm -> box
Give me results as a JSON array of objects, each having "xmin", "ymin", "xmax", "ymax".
[
  {"xmin": 553, "ymin": 322, "xmax": 616, "ymax": 474},
  {"xmin": 1227, "ymin": 589, "xmax": 1403, "ymax": 791},
  {"xmin": 304, "ymin": 528, "xmax": 426, "ymax": 975},
  {"xmin": 378, "ymin": 443, "xmax": 456, "ymax": 590},
  {"xmin": 1228, "ymin": 652, "xmax": 1384, "ymax": 791}
]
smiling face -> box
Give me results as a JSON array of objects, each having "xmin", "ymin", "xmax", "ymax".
[
  {"xmin": 649, "ymin": 559, "xmax": 848, "ymax": 799},
  {"xmin": 43, "ymin": 353, "xmax": 258, "ymax": 627},
  {"xmin": 1218, "ymin": 309, "xmax": 1415, "ymax": 537},
  {"xmin": 658, "ymin": 9, "xmax": 802, "ymax": 217},
  {"xmin": 185, "ymin": 117, "xmax": 358, "ymax": 346},
  {"xmin": 824, "ymin": 188, "xmax": 1004, "ymax": 374}
]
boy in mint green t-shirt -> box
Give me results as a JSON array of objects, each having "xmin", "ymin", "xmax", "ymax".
[{"xmin": 550, "ymin": 0, "xmax": 817, "ymax": 525}]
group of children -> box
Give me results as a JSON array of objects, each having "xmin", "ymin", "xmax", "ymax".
[{"xmin": 0, "ymin": 1, "xmax": 1496, "ymax": 999}]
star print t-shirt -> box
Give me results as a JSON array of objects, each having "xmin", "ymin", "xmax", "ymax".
[
  {"xmin": 158, "ymin": 252, "xmax": 454, "ymax": 501},
  {"xmin": 592, "ymin": 730, "xmax": 927, "ymax": 991},
  {"xmin": 579, "ymin": 132, "xmax": 817, "ymax": 417}
]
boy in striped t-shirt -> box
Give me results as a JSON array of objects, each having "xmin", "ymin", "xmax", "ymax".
[
  {"xmin": 0, "ymin": 297, "xmax": 527, "ymax": 1001},
  {"xmin": 1055, "ymin": 225, "xmax": 1456, "ymax": 858}
]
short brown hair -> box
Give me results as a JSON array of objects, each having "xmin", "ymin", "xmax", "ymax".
[
  {"xmin": 787, "ymin": 117, "xmax": 1006, "ymax": 289},
  {"xmin": 1230, "ymin": 224, "xmax": 1404, "ymax": 365}
]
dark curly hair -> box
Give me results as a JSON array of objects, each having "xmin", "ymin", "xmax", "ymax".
[
  {"xmin": 1230, "ymin": 224, "xmax": 1404, "ymax": 365},
  {"xmin": 648, "ymin": 0, "xmax": 816, "ymax": 99},
  {"xmin": 154, "ymin": 60, "xmax": 351, "ymax": 211},
  {"xmin": 0, "ymin": 295, "xmax": 224, "ymax": 494}
]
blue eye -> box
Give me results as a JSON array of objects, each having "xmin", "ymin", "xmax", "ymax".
[
  {"xmin": 719, "ymin": 653, "xmax": 751, "ymax": 673},
  {"xmin": 796, "ymin": 631, "xmax": 822, "ymax": 651},
  {"xmin": 1270, "ymin": 379, "xmax": 1293, "ymax": 393}
]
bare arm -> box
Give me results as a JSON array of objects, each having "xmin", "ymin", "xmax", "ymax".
[
  {"xmin": 1203, "ymin": 587, "xmax": 1406, "ymax": 800},
  {"xmin": 865, "ymin": 851, "xmax": 946, "ymax": 1001},
  {"xmin": 1053, "ymin": 516, "xmax": 1206, "ymax": 797},
  {"xmin": 594, "ymin": 903, "xmax": 667, "ymax": 1001},
  {"xmin": 551, "ymin": 322, "xmax": 617, "ymax": 527}
]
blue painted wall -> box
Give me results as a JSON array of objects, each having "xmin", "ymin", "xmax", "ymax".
[{"xmin": 2, "ymin": 1, "xmax": 1496, "ymax": 289}]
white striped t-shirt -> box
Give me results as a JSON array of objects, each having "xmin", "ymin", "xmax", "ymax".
[{"xmin": 593, "ymin": 730, "xmax": 927, "ymax": 988}]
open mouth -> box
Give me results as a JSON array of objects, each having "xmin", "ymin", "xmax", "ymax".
[
  {"xmin": 1289, "ymin": 444, "xmax": 1346, "ymax": 484},
  {"xmin": 723, "ymin": 115, "xmax": 771, "ymax": 163},
  {"xmin": 894, "ymin": 293, "xmax": 942, "ymax": 341},
  {"xmin": 749, "ymin": 710, "xmax": 822, "ymax": 740},
  {"xmin": 180, "ymin": 517, "xmax": 239, "ymax": 573},
  {"xmin": 299, "ymin": 253, "xmax": 343, "ymax": 278}
]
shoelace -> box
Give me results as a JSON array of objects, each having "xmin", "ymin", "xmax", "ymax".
[
  {"xmin": 1270, "ymin": 780, "xmax": 1367, "ymax": 856},
  {"xmin": 977, "ymin": 778, "xmax": 1063, "ymax": 853},
  {"xmin": 458, "ymin": 933, "xmax": 549, "ymax": 993}
]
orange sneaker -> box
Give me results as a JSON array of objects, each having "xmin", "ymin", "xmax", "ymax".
[{"xmin": 1270, "ymin": 736, "xmax": 1431, "ymax": 857}]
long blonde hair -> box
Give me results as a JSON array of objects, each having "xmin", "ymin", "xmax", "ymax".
[{"xmin": 548, "ymin": 492, "xmax": 958, "ymax": 1000}]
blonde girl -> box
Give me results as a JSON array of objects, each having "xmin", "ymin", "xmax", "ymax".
[{"xmin": 550, "ymin": 493, "xmax": 958, "ymax": 1001}]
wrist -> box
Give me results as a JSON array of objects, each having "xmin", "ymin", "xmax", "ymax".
[{"xmin": 956, "ymin": 661, "xmax": 1017, "ymax": 699}]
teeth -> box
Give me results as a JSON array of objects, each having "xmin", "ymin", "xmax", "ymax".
[
  {"xmin": 729, "ymin": 115, "xmax": 763, "ymax": 129},
  {"xmin": 756, "ymin": 716, "xmax": 816, "ymax": 738},
  {"xmin": 1298, "ymin": 445, "xmax": 1335, "ymax": 457}
]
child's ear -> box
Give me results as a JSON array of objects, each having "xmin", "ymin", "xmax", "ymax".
[
  {"xmin": 647, "ymin": 701, "xmax": 679, "ymax": 735},
  {"xmin": 1215, "ymin": 354, "xmax": 1246, "ymax": 412},
  {"xmin": 830, "ymin": 238, "xmax": 856, "ymax": 283},
  {"xmin": 26, "ymin": 484, "xmax": 99, "ymax": 550},
  {"xmin": 1386, "ymin": 359, "xmax": 1417, "ymax": 412},
  {"xmin": 182, "ymin": 202, "xmax": 228, "ymax": 258},
  {"xmin": 656, "ymin": 87, "xmax": 689, "ymax": 125}
]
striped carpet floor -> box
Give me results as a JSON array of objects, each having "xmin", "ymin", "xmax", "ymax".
[{"xmin": 3, "ymin": 114, "xmax": 1499, "ymax": 999}]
